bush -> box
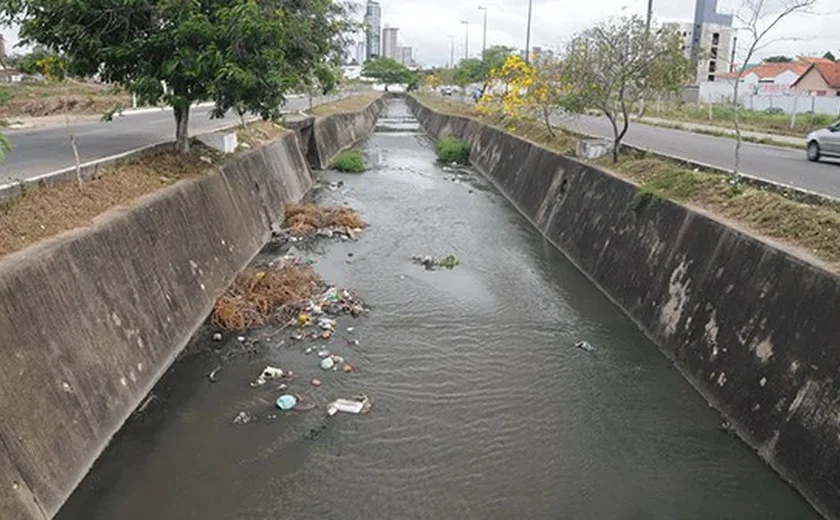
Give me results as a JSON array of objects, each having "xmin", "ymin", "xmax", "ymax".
[
  {"xmin": 331, "ymin": 149, "xmax": 366, "ymax": 173},
  {"xmin": 436, "ymin": 136, "xmax": 470, "ymax": 164}
]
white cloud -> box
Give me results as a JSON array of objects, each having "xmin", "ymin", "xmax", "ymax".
[{"xmin": 369, "ymin": 0, "xmax": 840, "ymax": 67}]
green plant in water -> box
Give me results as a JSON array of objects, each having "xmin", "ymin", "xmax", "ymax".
[
  {"xmin": 331, "ymin": 149, "xmax": 366, "ymax": 173},
  {"xmin": 436, "ymin": 136, "xmax": 470, "ymax": 165},
  {"xmin": 438, "ymin": 254, "xmax": 460, "ymax": 269}
]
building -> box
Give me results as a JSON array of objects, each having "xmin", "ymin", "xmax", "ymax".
[
  {"xmin": 397, "ymin": 46, "xmax": 414, "ymax": 66},
  {"xmin": 382, "ymin": 26, "xmax": 399, "ymax": 60},
  {"xmin": 791, "ymin": 60, "xmax": 840, "ymax": 96},
  {"xmin": 717, "ymin": 61, "xmax": 810, "ymax": 95},
  {"xmin": 670, "ymin": 0, "xmax": 735, "ymax": 83},
  {"xmin": 356, "ymin": 42, "xmax": 366, "ymax": 64},
  {"xmin": 364, "ymin": 1, "xmax": 381, "ymax": 61}
]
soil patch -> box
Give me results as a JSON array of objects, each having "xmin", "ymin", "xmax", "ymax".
[
  {"xmin": 0, "ymin": 149, "xmax": 218, "ymax": 258},
  {"xmin": 0, "ymin": 80, "xmax": 132, "ymax": 118},
  {"xmin": 308, "ymin": 92, "xmax": 382, "ymax": 117}
]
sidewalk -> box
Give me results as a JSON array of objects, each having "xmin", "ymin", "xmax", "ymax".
[{"xmin": 637, "ymin": 116, "xmax": 803, "ymax": 146}]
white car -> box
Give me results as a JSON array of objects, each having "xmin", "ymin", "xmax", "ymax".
[{"xmin": 806, "ymin": 121, "xmax": 840, "ymax": 162}]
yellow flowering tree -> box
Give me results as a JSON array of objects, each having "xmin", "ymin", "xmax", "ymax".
[{"xmin": 477, "ymin": 54, "xmax": 571, "ymax": 137}]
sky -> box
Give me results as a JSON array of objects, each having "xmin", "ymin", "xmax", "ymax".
[
  {"xmin": 356, "ymin": 0, "xmax": 840, "ymax": 67},
  {"xmin": 2, "ymin": 0, "xmax": 838, "ymax": 68}
]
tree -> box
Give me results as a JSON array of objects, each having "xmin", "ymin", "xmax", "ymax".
[
  {"xmin": 482, "ymin": 45, "xmax": 516, "ymax": 76},
  {"xmin": 478, "ymin": 54, "xmax": 575, "ymax": 138},
  {"xmin": 764, "ymin": 55, "xmax": 793, "ymax": 62},
  {"xmin": 454, "ymin": 58, "xmax": 483, "ymax": 87},
  {"xmin": 1, "ymin": 0, "xmax": 353, "ymax": 154},
  {"xmin": 730, "ymin": 0, "xmax": 816, "ymax": 176},
  {"xmin": 824, "ymin": 51, "xmax": 837, "ymax": 62},
  {"xmin": 563, "ymin": 15, "xmax": 690, "ymax": 162},
  {"xmin": 362, "ymin": 57, "xmax": 416, "ymax": 91}
]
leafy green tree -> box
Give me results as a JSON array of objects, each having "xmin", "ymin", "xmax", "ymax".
[
  {"xmin": 454, "ymin": 58, "xmax": 483, "ymax": 87},
  {"xmin": 563, "ymin": 15, "xmax": 690, "ymax": 162},
  {"xmin": 482, "ymin": 45, "xmax": 515, "ymax": 75},
  {"xmin": 1, "ymin": 0, "xmax": 353, "ymax": 154},
  {"xmin": 763, "ymin": 55, "xmax": 793, "ymax": 62},
  {"xmin": 824, "ymin": 51, "xmax": 837, "ymax": 62},
  {"xmin": 16, "ymin": 46, "xmax": 59, "ymax": 75},
  {"xmin": 362, "ymin": 57, "xmax": 416, "ymax": 91}
]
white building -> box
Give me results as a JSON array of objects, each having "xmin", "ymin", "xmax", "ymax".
[
  {"xmin": 364, "ymin": 1, "xmax": 381, "ymax": 61},
  {"xmin": 382, "ymin": 26, "xmax": 399, "ymax": 60},
  {"xmin": 669, "ymin": 0, "xmax": 735, "ymax": 84},
  {"xmin": 397, "ymin": 46, "xmax": 414, "ymax": 67}
]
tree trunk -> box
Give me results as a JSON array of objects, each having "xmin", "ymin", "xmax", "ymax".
[
  {"xmin": 605, "ymin": 112, "xmax": 620, "ymax": 163},
  {"xmin": 542, "ymin": 106, "xmax": 555, "ymax": 138},
  {"xmin": 732, "ymin": 76, "xmax": 742, "ymax": 178},
  {"xmin": 174, "ymin": 104, "xmax": 190, "ymax": 154}
]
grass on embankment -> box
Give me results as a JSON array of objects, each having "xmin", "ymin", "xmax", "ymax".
[
  {"xmin": 307, "ymin": 92, "xmax": 382, "ymax": 117},
  {"xmin": 413, "ymin": 93, "xmax": 840, "ymax": 273},
  {"xmin": 643, "ymin": 103, "xmax": 834, "ymax": 138}
]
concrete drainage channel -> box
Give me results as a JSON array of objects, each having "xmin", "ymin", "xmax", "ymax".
[
  {"xmin": 0, "ymin": 94, "xmax": 832, "ymax": 519},
  {"xmin": 0, "ymin": 95, "xmax": 386, "ymax": 519},
  {"xmin": 50, "ymin": 97, "xmax": 820, "ymax": 520}
]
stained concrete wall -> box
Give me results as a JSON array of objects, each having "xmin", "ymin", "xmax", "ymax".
[
  {"xmin": 310, "ymin": 96, "xmax": 386, "ymax": 169},
  {"xmin": 0, "ymin": 132, "xmax": 312, "ymax": 519},
  {"xmin": 408, "ymin": 95, "xmax": 840, "ymax": 519}
]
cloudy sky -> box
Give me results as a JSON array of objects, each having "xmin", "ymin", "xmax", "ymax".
[
  {"xmin": 2, "ymin": 0, "xmax": 837, "ymax": 68},
  {"xmin": 357, "ymin": 0, "xmax": 840, "ymax": 67}
]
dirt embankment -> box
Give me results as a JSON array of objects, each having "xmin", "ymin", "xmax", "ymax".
[{"xmin": 0, "ymin": 80, "xmax": 132, "ymax": 119}]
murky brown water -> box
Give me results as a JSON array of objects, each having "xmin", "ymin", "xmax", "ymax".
[{"xmin": 58, "ymin": 100, "xmax": 820, "ymax": 520}]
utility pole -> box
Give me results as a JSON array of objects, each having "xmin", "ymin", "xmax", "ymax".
[
  {"xmin": 478, "ymin": 6, "xmax": 488, "ymax": 65},
  {"xmin": 524, "ymin": 0, "xmax": 533, "ymax": 63},
  {"xmin": 645, "ymin": 0, "xmax": 653, "ymax": 33},
  {"xmin": 460, "ymin": 20, "xmax": 469, "ymax": 61},
  {"xmin": 447, "ymin": 35, "xmax": 455, "ymax": 68}
]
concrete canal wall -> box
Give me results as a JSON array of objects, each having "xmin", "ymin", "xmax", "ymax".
[
  {"xmin": 308, "ymin": 96, "xmax": 386, "ymax": 169},
  {"xmin": 408, "ymin": 95, "xmax": 840, "ymax": 519},
  {"xmin": 0, "ymin": 100, "xmax": 379, "ymax": 519}
]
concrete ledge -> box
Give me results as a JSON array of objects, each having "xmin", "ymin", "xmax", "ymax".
[
  {"xmin": 309, "ymin": 96, "xmax": 386, "ymax": 169},
  {"xmin": 408, "ymin": 94, "xmax": 840, "ymax": 518},
  {"xmin": 0, "ymin": 132, "xmax": 312, "ymax": 519}
]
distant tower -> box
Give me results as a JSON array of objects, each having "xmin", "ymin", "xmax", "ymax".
[
  {"xmin": 382, "ymin": 26, "xmax": 399, "ymax": 60},
  {"xmin": 364, "ymin": 1, "xmax": 381, "ymax": 61},
  {"xmin": 690, "ymin": 0, "xmax": 733, "ymax": 64}
]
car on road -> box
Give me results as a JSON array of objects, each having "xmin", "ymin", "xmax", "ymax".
[{"xmin": 806, "ymin": 121, "xmax": 840, "ymax": 162}]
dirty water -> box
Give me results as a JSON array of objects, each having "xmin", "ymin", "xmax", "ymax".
[{"xmin": 58, "ymin": 99, "xmax": 820, "ymax": 520}]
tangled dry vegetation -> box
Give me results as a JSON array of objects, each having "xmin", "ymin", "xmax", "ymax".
[
  {"xmin": 283, "ymin": 202, "xmax": 366, "ymax": 237},
  {"xmin": 211, "ymin": 265, "xmax": 322, "ymax": 331}
]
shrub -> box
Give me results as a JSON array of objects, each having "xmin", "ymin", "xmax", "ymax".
[
  {"xmin": 436, "ymin": 136, "xmax": 470, "ymax": 164},
  {"xmin": 331, "ymin": 149, "xmax": 366, "ymax": 173}
]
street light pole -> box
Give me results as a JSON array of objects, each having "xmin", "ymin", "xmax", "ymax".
[
  {"xmin": 478, "ymin": 6, "xmax": 488, "ymax": 65},
  {"xmin": 460, "ymin": 20, "xmax": 469, "ymax": 61},
  {"xmin": 645, "ymin": 0, "xmax": 653, "ymax": 33},
  {"xmin": 447, "ymin": 35, "xmax": 454, "ymax": 68},
  {"xmin": 524, "ymin": 0, "xmax": 533, "ymax": 64}
]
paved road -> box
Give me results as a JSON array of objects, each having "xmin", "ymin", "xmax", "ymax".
[
  {"xmin": 558, "ymin": 114, "xmax": 840, "ymax": 199},
  {"xmin": 0, "ymin": 94, "xmax": 343, "ymax": 184}
]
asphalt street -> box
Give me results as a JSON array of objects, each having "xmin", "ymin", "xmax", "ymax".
[
  {"xmin": 0, "ymin": 94, "xmax": 341, "ymax": 184},
  {"xmin": 558, "ymin": 114, "xmax": 840, "ymax": 199}
]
